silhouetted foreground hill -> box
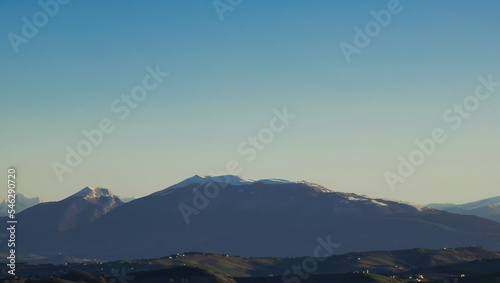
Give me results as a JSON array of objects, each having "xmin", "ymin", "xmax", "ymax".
[{"xmin": 1, "ymin": 246, "xmax": 500, "ymax": 282}]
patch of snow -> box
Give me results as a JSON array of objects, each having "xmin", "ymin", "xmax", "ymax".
[
  {"xmin": 299, "ymin": 181, "xmax": 332, "ymax": 193},
  {"xmin": 171, "ymin": 175, "xmax": 254, "ymax": 190},
  {"xmin": 371, "ymin": 200, "xmax": 388, "ymax": 207},
  {"xmin": 257, "ymin": 178, "xmax": 292, "ymax": 185},
  {"xmin": 348, "ymin": 196, "xmax": 367, "ymax": 201},
  {"xmin": 72, "ymin": 187, "xmax": 113, "ymax": 200}
]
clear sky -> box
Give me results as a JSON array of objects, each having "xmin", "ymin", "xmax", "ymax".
[{"xmin": 1, "ymin": 0, "xmax": 499, "ymax": 204}]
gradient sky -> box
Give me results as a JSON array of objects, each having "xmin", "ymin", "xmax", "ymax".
[{"xmin": 1, "ymin": 0, "xmax": 499, "ymax": 204}]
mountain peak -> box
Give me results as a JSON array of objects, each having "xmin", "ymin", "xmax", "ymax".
[
  {"xmin": 18, "ymin": 186, "xmax": 124, "ymax": 234},
  {"xmin": 154, "ymin": 175, "xmax": 294, "ymax": 195},
  {"xmin": 71, "ymin": 187, "xmax": 114, "ymax": 200},
  {"xmin": 153, "ymin": 175, "xmax": 333, "ymax": 196},
  {"xmin": 176, "ymin": 175, "xmax": 255, "ymax": 188}
]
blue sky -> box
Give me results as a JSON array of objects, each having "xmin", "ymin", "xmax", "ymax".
[{"xmin": 1, "ymin": 0, "xmax": 499, "ymax": 204}]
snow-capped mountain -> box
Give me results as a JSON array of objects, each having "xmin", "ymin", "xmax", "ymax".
[
  {"xmin": 10, "ymin": 176, "xmax": 500, "ymax": 262},
  {"xmin": 153, "ymin": 175, "xmax": 294, "ymax": 195},
  {"xmin": 67, "ymin": 187, "xmax": 122, "ymax": 214},
  {"xmin": 0, "ymin": 193, "xmax": 40, "ymax": 216},
  {"xmin": 428, "ymin": 195, "xmax": 500, "ymax": 223},
  {"xmin": 15, "ymin": 186, "xmax": 123, "ymax": 245}
]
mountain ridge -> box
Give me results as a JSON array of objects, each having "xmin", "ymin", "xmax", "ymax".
[
  {"xmin": 153, "ymin": 175, "xmax": 305, "ymax": 196},
  {"xmin": 8, "ymin": 176, "xmax": 500, "ymax": 262}
]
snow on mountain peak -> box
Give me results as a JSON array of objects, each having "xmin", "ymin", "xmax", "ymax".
[
  {"xmin": 72, "ymin": 187, "xmax": 113, "ymax": 200},
  {"xmin": 171, "ymin": 175, "xmax": 250, "ymax": 190},
  {"xmin": 298, "ymin": 181, "xmax": 332, "ymax": 193},
  {"xmin": 154, "ymin": 175, "xmax": 302, "ymax": 196}
]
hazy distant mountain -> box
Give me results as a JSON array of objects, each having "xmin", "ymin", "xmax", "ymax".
[
  {"xmin": 428, "ymin": 196, "xmax": 500, "ymax": 223},
  {"xmin": 12, "ymin": 176, "xmax": 500, "ymax": 261},
  {"xmin": 119, "ymin": 196, "xmax": 136, "ymax": 203},
  {"xmin": 0, "ymin": 193, "xmax": 40, "ymax": 216}
]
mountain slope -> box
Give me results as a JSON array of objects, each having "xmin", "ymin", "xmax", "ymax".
[
  {"xmin": 428, "ymin": 196, "xmax": 500, "ymax": 223},
  {"xmin": 14, "ymin": 176, "xmax": 500, "ymax": 261}
]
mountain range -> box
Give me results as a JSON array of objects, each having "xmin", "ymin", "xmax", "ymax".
[{"xmin": 6, "ymin": 175, "xmax": 500, "ymax": 262}]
